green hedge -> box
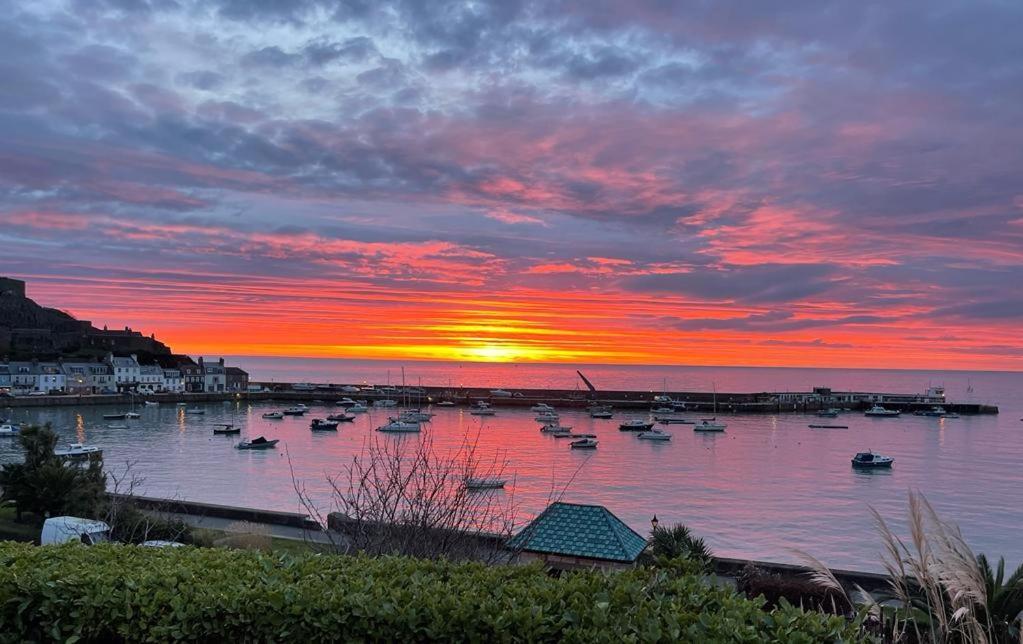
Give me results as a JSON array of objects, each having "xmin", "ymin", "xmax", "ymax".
[{"xmin": 0, "ymin": 543, "xmax": 860, "ymax": 642}]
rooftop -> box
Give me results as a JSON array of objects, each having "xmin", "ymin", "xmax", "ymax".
[{"xmin": 507, "ymin": 502, "xmax": 647, "ymax": 563}]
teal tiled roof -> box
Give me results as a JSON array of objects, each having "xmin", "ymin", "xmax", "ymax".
[{"xmin": 507, "ymin": 502, "xmax": 647, "ymax": 563}]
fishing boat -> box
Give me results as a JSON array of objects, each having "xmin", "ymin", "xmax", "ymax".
[
  {"xmin": 469, "ymin": 402, "xmax": 496, "ymax": 416},
  {"xmin": 638, "ymin": 429, "xmax": 672, "ymax": 441},
  {"xmin": 326, "ymin": 413, "xmax": 356, "ymax": 422},
  {"xmin": 465, "ymin": 477, "xmax": 507, "ymax": 490},
  {"xmin": 539, "ymin": 422, "xmax": 572, "ymax": 433},
  {"xmin": 570, "ymin": 438, "xmax": 598, "ymax": 449},
  {"xmin": 851, "ymin": 451, "xmax": 894, "ymax": 468},
  {"xmin": 816, "ymin": 408, "xmax": 841, "ymax": 417},
  {"xmin": 212, "ymin": 424, "xmax": 241, "ymax": 435},
  {"xmin": 693, "ymin": 419, "xmax": 726, "ymax": 432},
  {"xmin": 376, "ymin": 419, "xmax": 421, "ymax": 433},
  {"xmin": 531, "ymin": 403, "xmax": 555, "ymax": 413},
  {"xmin": 619, "ymin": 419, "xmax": 654, "ymax": 431},
  {"xmin": 0, "ymin": 424, "xmax": 20, "ymax": 436},
  {"xmin": 237, "ymin": 437, "xmax": 279, "ymax": 450},
  {"xmin": 282, "ymin": 407, "xmax": 306, "ymax": 416},
  {"xmin": 864, "ymin": 405, "xmax": 900, "ymax": 417},
  {"xmin": 262, "ymin": 411, "xmax": 284, "ymax": 419},
  {"xmin": 54, "ymin": 443, "xmax": 103, "ymax": 459}
]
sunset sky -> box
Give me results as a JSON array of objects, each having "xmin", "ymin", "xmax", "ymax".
[{"xmin": 2, "ymin": 1, "xmax": 1022, "ymax": 370}]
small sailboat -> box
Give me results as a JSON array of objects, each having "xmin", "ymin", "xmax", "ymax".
[
  {"xmin": 237, "ymin": 436, "xmax": 279, "ymax": 450},
  {"xmin": 570, "ymin": 437, "xmax": 598, "ymax": 449},
  {"xmin": 693, "ymin": 419, "xmax": 726, "ymax": 432},
  {"xmin": 619, "ymin": 419, "xmax": 654, "ymax": 431},
  {"xmin": 376, "ymin": 419, "xmax": 421, "ymax": 433},
  {"xmin": 262, "ymin": 411, "xmax": 284, "ymax": 419},
  {"xmin": 212, "ymin": 424, "xmax": 241, "ymax": 435},
  {"xmin": 638, "ymin": 429, "xmax": 672, "ymax": 441}
]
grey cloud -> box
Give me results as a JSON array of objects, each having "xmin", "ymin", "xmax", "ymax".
[
  {"xmin": 625, "ymin": 264, "xmax": 838, "ymax": 304},
  {"xmin": 177, "ymin": 70, "xmax": 226, "ymax": 90}
]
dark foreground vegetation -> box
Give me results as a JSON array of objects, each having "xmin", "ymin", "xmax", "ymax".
[{"xmin": 0, "ymin": 543, "xmax": 857, "ymax": 643}]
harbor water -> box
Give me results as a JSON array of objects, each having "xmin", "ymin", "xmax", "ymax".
[{"xmin": 2, "ymin": 359, "xmax": 1020, "ymax": 572}]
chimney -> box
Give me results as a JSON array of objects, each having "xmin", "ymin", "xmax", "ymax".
[{"xmin": 219, "ymin": 358, "xmax": 224, "ymax": 366}]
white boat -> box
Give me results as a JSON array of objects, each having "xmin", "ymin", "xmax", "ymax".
[
  {"xmin": 535, "ymin": 412, "xmax": 560, "ymax": 423},
  {"xmin": 176, "ymin": 402, "xmax": 187, "ymax": 406},
  {"xmin": 143, "ymin": 401, "xmax": 159, "ymax": 407},
  {"xmin": 125, "ymin": 412, "xmax": 141, "ymax": 419},
  {"xmin": 464, "ymin": 477, "xmax": 507, "ymax": 490},
  {"xmin": 693, "ymin": 420, "xmax": 726, "ymax": 432},
  {"xmin": 282, "ymin": 407, "xmax": 306, "ymax": 416},
  {"xmin": 489, "ymin": 389, "xmax": 513, "ymax": 398},
  {"xmin": 54, "ymin": 443, "xmax": 103, "ymax": 459},
  {"xmin": 0, "ymin": 424, "xmax": 20, "ymax": 436},
  {"xmin": 619, "ymin": 419, "xmax": 654, "ymax": 431},
  {"xmin": 435, "ymin": 401, "xmax": 455, "ymax": 407},
  {"xmin": 470, "ymin": 402, "xmax": 496, "ymax": 416},
  {"xmin": 184, "ymin": 408, "xmax": 205, "ymax": 415},
  {"xmin": 310, "ymin": 419, "xmax": 340, "ymax": 431},
  {"xmin": 540, "ymin": 423, "xmax": 573, "ymax": 433},
  {"xmin": 914, "ymin": 406, "xmax": 948, "ymax": 417},
  {"xmin": 340, "ymin": 386, "xmax": 361, "ymax": 393},
  {"xmin": 337, "ymin": 398, "xmax": 357, "ymax": 406},
  {"xmin": 236, "ymin": 437, "xmax": 279, "ymax": 450},
  {"xmin": 106, "ymin": 424, "xmax": 129, "ymax": 429},
  {"xmin": 292, "ymin": 383, "xmax": 316, "ymax": 391},
  {"xmin": 531, "ymin": 403, "xmax": 555, "ymax": 413},
  {"xmin": 589, "ymin": 406, "xmax": 613, "ymax": 419},
  {"xmin": 816, "ymin": 408, "xmax": 840, "ymax": 417},
  {"xmin": 348, "ymin": 403, "xmax": 368, "ymax": 413},
  {"xmin": 651, "ymin": 406, "xmax": 675, "ymax": 414},
  {"xmin": 262, "ymin": 411, "xmax": 284, "ymax": 419},
  {"xmin": 376, "ymin": 420, "xmax": 421, "ymax": 433},
  {"xmin": 656, "ymin": 417, "xmax": 694, "ymax": 425},
  {"xmin": 851, "ymin": 451, "xmax": 894, "ymax": 468},
  {"xmin": 327, "ymin": 413, "xmax": 356, "ymax": 422},
  {"xmin": 864, "ymin": 405, "xmax": 900, "ymax": 417},
  {"xmin": 570, "ymin": 437, "xmax": 598, "ymax": 449},
  {"xmin": 375, "ymin": 399, "xmax": 398, "ymax": 408},
  {"xmin": 401, "ymin": 409, "xmax": 434, "ymax": 421},
  {"xmin": 638, "ymin": 429, "xmax": 672, "ymax": 441}
]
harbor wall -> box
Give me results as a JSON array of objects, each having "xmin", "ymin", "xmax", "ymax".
[{"xmin": 0, "ymin": 385, "xmax": 998, "ymax": 414}]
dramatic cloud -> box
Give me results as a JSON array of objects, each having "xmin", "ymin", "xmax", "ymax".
[{"xmin": 1, "ymin": 0, "xmax": 1021, "ymax": 368}]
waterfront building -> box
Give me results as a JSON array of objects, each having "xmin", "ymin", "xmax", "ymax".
[
  {"xmin": 105, "ymin": 353, "xmax": 141, "ymax": 392},
  {"xmin": 776, "ymin": 385, "xmax": 946, "ymax": 407},
  {"xmin": 62, "ymin": 362, "xmax": 115, "ymax": 395},
  {"xmin": 199, "ymin": 357, "xmax": 226, "ymax": 393},
  {"xmin": 137, "ymin": 364, "xmax": 164, "ymax": 394},
  {"xmin": 507, "ymin": 502, "xmax": 648, "ymax": 571},
  {"xmin": 225, "ymin": 366, "xmax": 249, "ymax": 392},
  {"xmin": 180, "ymin": 362, "xmax": 204, "ymax": 393},
  {"xmin": 0, "ymin": 363, "xmax": 9, "ymax": 392},
  {"xmin": 162, "ymin": 369, "xmax": 184, "ymax": 393}
]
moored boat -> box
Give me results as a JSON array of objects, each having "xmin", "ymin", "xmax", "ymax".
[
  {"xmin": 435, "ymin": 401, "xmax": 455, "ymax": 407},
  {"xmin": 656, "ymin": 417, "xmax": 694, "ymax": 425},
  {"xmin": 693, "ymin": 420, "xmax": 726, "ymax": 432},
  {"xmin": 54, "ymin": 443, "xmax": 103, "ymax": 459},
  {"xmin": 262, "ymin": 411, "xmax": 284, "ymax": 419},
  {"xmin": 184, "ymin": 408, "xmax": 205, "ymax": 415},
  {"xmin": 348, "ymin": 402, "xmax": 368, "ymax": 413},
  {"xmin": 282, "ymin": 407, "xmax": 306, "ymax": 416},
  {"xmin": 0, "ymin": 424, "xmax": 20, "ymax": 436},
  {"xmin": 539, "ymin": 422, "xmax": 572, "ymax": 433},
  {"xmin": 851, "ymin": 451, "xmax": 894, "ymax": 468},
  {"xmin": 535, "ymin": 412, "xmax": 560, "ymax": 423},
  {"xmin": 864, "ymin": 405, "xmax": 900, "ymax": 417},
  {"xmin": 326, "ymin": 413, "xmax": 356, "ymax": 422},
  {"xmin": 570, "ymin": 437, "xmax": 598, "ymax": 449},
  {"xmin": 469, "ymin": 402, "xmax": 496, "ymax": 416},
  {"xmin": 376, "ymin": 419, "xmax": 421, "ymax": 433},
  {"xmin": 619, "ymin": 419, "xmax": 654, "ymax": 431},
  {"xmin": 237, "ymin": 437, "xmax": 279, "ymax": 450},
  {"xmin": 638, "ymin": 429, "xmax": 671, "ymax": 441},
  {"xmin": 310, "ymin": 419, "xmax": 340, "ymax": 431},
  {"xmin": 816, "ymin": 408, "xmax": 840, "ymax": 417},
  {"xmin": 464, "ymin": 477, "xmax": 507, "ymax": 490},
  {"xmin": 375, "ymin": 399, "xmax": 398, "ymax": 408},
  {"xmin": 212, "ymin": 424, "xmax": 241, "ymax": 435},
  {"xmin": 589, "ymin": 406, "xmax": 613, "ymax": 419},
  {"xmin": 102, "ymin": 413, "xmax": 127, "ymax": 420},
  {"xmin": 531, "ymin": 403, "xmax": 555, "ymax": 413}
]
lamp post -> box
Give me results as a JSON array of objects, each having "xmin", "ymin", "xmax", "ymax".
[{"xmin": 651, "ymin": 515, "xmax": 659, "ymax": 531}]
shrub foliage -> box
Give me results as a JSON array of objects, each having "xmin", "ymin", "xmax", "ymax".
[{"xmin": 0, "ymin": 543, "xmax": 862, "ymax": 642}]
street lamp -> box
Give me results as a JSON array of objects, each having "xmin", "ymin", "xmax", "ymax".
[{"xmin": 651, "ymin": 515, "xmax": 659, "ymax": 531}]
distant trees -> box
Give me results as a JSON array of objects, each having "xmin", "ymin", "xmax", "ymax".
[{"xmin": 0, "ymin": 425, "xmax": 106, "ymax": 522}]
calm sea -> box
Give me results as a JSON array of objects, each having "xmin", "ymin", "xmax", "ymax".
[{"xmin": 3, "ymin": 357, "xmax": 1020, "ymax": 572}]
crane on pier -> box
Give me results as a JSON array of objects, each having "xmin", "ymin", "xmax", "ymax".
[{"xmin": 577, "ymin": 371, "xmax": 597, "ymax": 401}]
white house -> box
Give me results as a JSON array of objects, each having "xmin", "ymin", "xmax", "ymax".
[
  {"xmin": 0, "ymin": 364, "xmax": 11, "ymax": 393},
  {"xmin": 137, "ymin": 364, "xmax": 164, "ymax": 394},
  {"xmin": 106, "ymin": 353, "xmax": 141, "ymax": 391},
  {"xmin": 62, "ymin": 362, "xmax": 115, "ymax": 394},
  {"xmin": 199, "ymin": 357, "xmax": 226, "ymax": 393},
  {"xmin": 161, "ymin": 368, "xmax": 184, "ymax": 393}
]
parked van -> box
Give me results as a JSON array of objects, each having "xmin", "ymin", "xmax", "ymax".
[{"xmin": 40, "ymin": 516, "xmax": 111, "ymax": 545}]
